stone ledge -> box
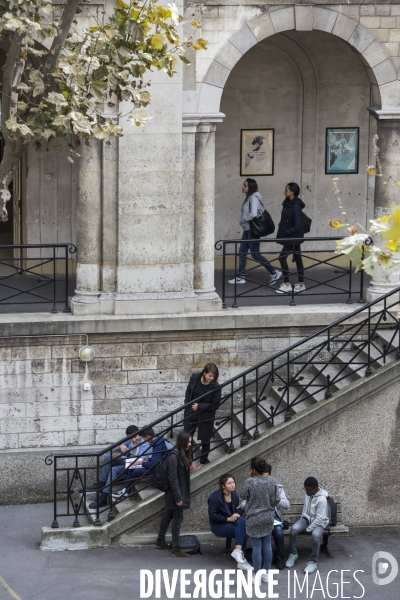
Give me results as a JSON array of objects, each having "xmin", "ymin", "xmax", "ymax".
[{"xmin": 0, "ymin": 304, "xmax": 360, "ymax": 337}]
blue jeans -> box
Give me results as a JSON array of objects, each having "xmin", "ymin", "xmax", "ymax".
[
  {"xmin": 210, "ymin": 517, "xmax": 247, "ymax": 551},
  {"xmin": 272, "ymin": 524, "xmax": 285, "ymax": 559},
  {"xmin": 238, "ymin": 230, "xmax": 275, "ymax": 276},
  {"xmin": 100, "ymin": 456, "xmax": 125, "ymax": 484},
  {"xmin": 251, "ymin": 532, "xmax": 272, "ymax": 574},
  {"xmin": 125, "ymin": 466, "xmax": 150, "ymax": 493},
  {"xmin": 100, "ymin": 464, "xmax": 126, "ymax": 499}
]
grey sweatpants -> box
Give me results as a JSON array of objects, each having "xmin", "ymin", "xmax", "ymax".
[{"xmin": 288, "ymin": 517, "xmax": 325, "ymax": 563}]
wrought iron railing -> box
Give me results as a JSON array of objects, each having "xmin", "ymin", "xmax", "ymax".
[
  {"xmin": 215, "ymin": 236, "xmax": 369, "ymax": 307},
  {"xmin": 0, "ymin": 244, "xmax": 76, "ymax": 312},
  {"xmin": 46, "ymin": 285, "xmax": 400, "ymax": 527}
]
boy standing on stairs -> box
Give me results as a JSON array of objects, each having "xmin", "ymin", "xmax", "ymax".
[{"xmin": 286, "ymin": 476, "xmax": 329, "ymax": 574}]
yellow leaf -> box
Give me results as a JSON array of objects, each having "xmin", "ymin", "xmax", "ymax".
[
  {"xmin": 116, "ymin": 0, "xmax": 129, "ymax": 9},
  {"xmin": 367, "ymin": 166, "xmax": 377, "ymax": 175},
  {"xmin": 151, "ymin": 34, "xmax": 164, "ymax": 50},
  {"xmin": 386, "ymin": 240, "xmax": 398, "ymax": 252},
  {"xmin": 382, "ymin": 206, "xmax": 400, "ymax": 241},
  {"xmin": 190, "ymin": 20, "xmax": 200, "ymax": 28},
  {"xmin": 329, "ymin": 219, "xmax": 344, "ymax": 229}
]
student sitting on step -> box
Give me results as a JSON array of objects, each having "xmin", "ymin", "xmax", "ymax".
[
  {"xmin": 286, "ymin": 476, "xmax": 329, "ymax": 574},
  {"xmin": 112, "ymin": 427, "xmax": 169, "ymax": 500},
  {"xmin": 266, "ymin": 463, "xmax": 290, "ymax": 570},
  {"xmin": 208, "ymin": 473, "xmax": 253, "ymax": 571},
  {"xmin": 88, "ymin": 426, "xmax": 150, "ymax": 509}
]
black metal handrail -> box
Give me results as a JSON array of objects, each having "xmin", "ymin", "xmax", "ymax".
[
  {"xmin": 46, "ymin": 285, "xmax": 400, "ymax": 527},
  {"xmin": 215, "ymin": 236, "xmax": 370, "ymax": 308},
  {"xmin": 0, "ymin": 244, "xmax": 76, "ymax": 312}
]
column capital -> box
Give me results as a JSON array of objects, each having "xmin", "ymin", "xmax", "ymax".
[
  {"xmin": 182, "ymin": 112, "xmax": 225, "ymax": 127},
  {"xmin": 368, "ymin": 108, "xmax": 400, "ymax": 121}
]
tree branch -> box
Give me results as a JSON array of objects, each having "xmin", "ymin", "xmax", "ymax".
[
  {"xmin": 2, "ymin": 31, "xmax": 25, "ymax": 138},
  {"xmin": 43, "ymin": 0, "xmax": 81, "ymax": 83}
]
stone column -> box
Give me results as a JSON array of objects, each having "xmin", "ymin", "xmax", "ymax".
[
  {"xmin": 100, "ymin": 136, "xmax": 118, "ymax": 312},
  {"xmin": 366, "ymin": 114, "xmax": 400, "ymax": 302},
  {"xmin": 194, "ymin": 122, "xmax": 221, "ymax": 309},
  {"xmin": 70, "ymin": 140, "xmax": 102, "ymax": 314}
]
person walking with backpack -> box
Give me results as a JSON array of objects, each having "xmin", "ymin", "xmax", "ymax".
[
  {"xmin": 183, "ymin": 363, "xmax": 221, "ymax": 469},
  {"xmin": 155, "ymin": 430, "xmax": 192, "ymax": 558},
  {"xmin": 240, "ymin": 456, "xmax": 280, "ymax": 583},
  {"xmin": 228, "ymin": 178, "xmax": 281, "ymax": 285},
  {"xmin": 276, "ymin": 182, "xmax": 306, "ymax": 295}
]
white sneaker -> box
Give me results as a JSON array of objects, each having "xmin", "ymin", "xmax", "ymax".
[
  {"xmin": 293, "ymin": 284, "xmax": 306, "ymax": 293},
  {"xmin": 261, "ymin": 573, "xmax": 269, "ymax": 583},
  {"xmin": 286, "ymin": 553, "xmax": 298, "ymax": 568},
  {"xmin": 304, "ymin": 561, "xmax": 318, "ymax": 574},
  {"xmin": 231, "ymin": 549, "xmax": 245, "ymax": 563},
  {"xmin": 269, "ymin": 269, "xmax": 282, "ymax": 285},
  {"xmin": 237, "ymin": 559, "xmax": 254, "ymax": 571},
  {"xmin": 228, "ymin": 277, "xmax": 246, "ymax": 284},
  {"xmin": 112, "ymin": 488, "xmax": 127, "ymax": 498},
  {"xmin": 276, "ymin": 283, "xmax": 292, "ymax": 294}
]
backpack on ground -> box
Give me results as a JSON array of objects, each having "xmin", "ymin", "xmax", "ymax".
[
  {"xmin": 326, "ymin": 496, "xmax": 337, "ymax": 527},
  {"xmin": 177, "ymin": 534, "xmax": 203, "ymax": 555},
  {"xmin": 302, "ymin": 212, "xmax": 312, "ymax": 234},
  {"xmin": 152, "ymin": 440, "xmax": 174, "ymax": 491}
]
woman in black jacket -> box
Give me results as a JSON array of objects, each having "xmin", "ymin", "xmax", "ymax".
[
  {"xmin": 208, "ymin": 473, "xmax": 253, "ymax": 571},
  {"xmin": 276, "ymin": 182, "xmax": 306, "ymax": 295},
  {"xmin": 155, "ymin": 430, "xmax": 192, "ymax": 557},
  {"xmin": 183, "ymin": 363, "xmax": 221, "ymax": 470}
]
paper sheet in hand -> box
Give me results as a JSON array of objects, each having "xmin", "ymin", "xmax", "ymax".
[{"xmin": 125, "ymin": 458, "xmax": 142, "ymax": 469}]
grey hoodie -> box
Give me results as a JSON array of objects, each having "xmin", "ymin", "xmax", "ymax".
[
  {"xmin": 301, "ymin": 487, "xmax": 329, "ymax": 532},
  {"xmin": 240, "ymin": 192, "xmax": 263, "ymax": 231}
]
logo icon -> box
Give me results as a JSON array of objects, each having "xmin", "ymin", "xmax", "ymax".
[{"xmin": 372, "ymin": 551, "xmax": 398, "ymax": 586}]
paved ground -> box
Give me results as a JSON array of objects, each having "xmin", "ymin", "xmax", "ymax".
[{"xmin": 0, "ymin": 503, "xmax": 399, "ymax": 600}]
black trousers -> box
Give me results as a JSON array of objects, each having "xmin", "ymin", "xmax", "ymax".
[
  {"xmin": 158, "ymin": 508, "xmax": 184, "ymax": 548},
  {"xmin": 184, "ymin": 421, "xmax": 211, "ymax": 464},
  {"xmin": 278, "ymin": 244, "xmax": 304, "ymax": 283}
]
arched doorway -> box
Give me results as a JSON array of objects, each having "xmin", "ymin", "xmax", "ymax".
[{"xmin": 215, "ymin": 29, "xmax": 379, "ymax": 241}]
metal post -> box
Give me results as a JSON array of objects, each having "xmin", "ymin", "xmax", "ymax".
[
  {"xmin": 285, "ymin": 350, "xmax": 292, "ymax": 421},
  {"xmin": 222, "ymin": 242, "xmax": 227, "ymax": 309},
  {"xmin": 253, "ymin": 368, "xmax": 260, "ymax": 439},
  {"xmin": 94, "ymin": 455, "xmax": 101, "ymax": 526},
  {"xmin": 365, "ymin": 306, "xmax": 372, "ymax": 376},
  {"xmin": 347, "ymin": 259, "xmax": 353, "ymax": 304},
  {"xmin": 64, "ymin": 245, "xmax": 70, "ymax": 312},
  {"xmin": 52, "ymin": 246, "xmax": 57, "ymax": 313},
  {"xmin": 233, "ymin": 242, "xmax": 238, "ymax": 308},
  {"xmin": 290, "ymin": 241, "xmax": 296, "ymax": 306},
  {"xmin": 72, "ymin": 458, "xmax": 80, "ymax": 527},
  {"xmin": 228, "ymin": 382, "xmax": 235, "ymax": 453},
  {"xmin": 108, "ymin": 449, "xmax": 115, "ymax": 521},
  {"xmin": 325, "ymin": 374, "xmax": 332, "ymax": 398},
  {"xmin": 240, "ymin": 375, "xmax": 248, "ymax": 445},
  {"xmin": 358, "ymin": 247, "xmax": 365, "ymax": 303},
  {"xmin": 51, "ymin": 457, "xmax": 59, "ymax": 528}
]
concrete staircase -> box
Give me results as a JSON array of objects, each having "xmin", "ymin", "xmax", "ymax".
[{"xmin": 41, "ymin": 325, "xmax": 400, "ymax": 550}]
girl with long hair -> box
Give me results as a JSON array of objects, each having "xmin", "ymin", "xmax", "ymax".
[
  {"xmin": 155, "ymin": 430, "xmax": 192, "ymax": 557},
  {"xmin": 228, "ymin": 178, "xmax": 281, "ymax": 285},
  {"xmin": 183, "ymin": 363, "xmax": 221, "ymax": 469},
  {"xmin": 208, "ymin": 473, "xmax": 253, "ymax": 571}
]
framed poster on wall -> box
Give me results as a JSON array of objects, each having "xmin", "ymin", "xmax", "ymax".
[
  {"xmin": 240, "ymin": 129, "xmax": 274, "ymax": 176},
  {"xmin": 326, "ymin": 127, "xmax": 359, "ymax": 174}
]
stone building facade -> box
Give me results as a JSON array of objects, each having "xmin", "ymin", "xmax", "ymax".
[{"xmin": 2, "ymin": 2, "xmax": 400, "ymax": 504}]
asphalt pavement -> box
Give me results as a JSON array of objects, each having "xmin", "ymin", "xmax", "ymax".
[{"xmin": 0, "ymin": 502, "xmax": 399, "ymax": 600}]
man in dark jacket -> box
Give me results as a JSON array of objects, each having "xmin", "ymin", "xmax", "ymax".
[
  {"xmin": 276, "ymin": 182, "xmax": 306, "ymax": 295},
  {"xmin": 183, "ymin": 363, "xmax": 221, "ymax": 469}
]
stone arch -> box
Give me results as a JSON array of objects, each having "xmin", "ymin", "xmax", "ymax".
[{"xmin": 197, "ymin": 6, "xmax": 396, "ymax": 113}]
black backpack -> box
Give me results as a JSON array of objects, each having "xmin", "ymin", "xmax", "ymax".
[
  {"xmin": 177, "ymin": 535, "xmax": 203, "ymax": 555},
  {"xmin": 152, "ymin": 442, "xmax": 174, "ymax": 491},
  {"xmin": 326, "ymin": 496, "xmax": 338, "ymax": 527},
  {"xmin": 302, "ymin": 212, "xmax": 312, "ymax": 234}
]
